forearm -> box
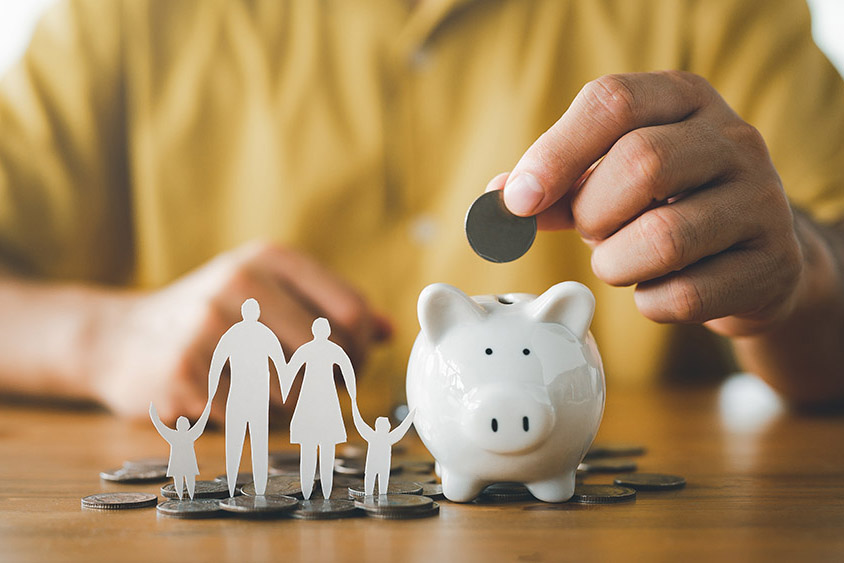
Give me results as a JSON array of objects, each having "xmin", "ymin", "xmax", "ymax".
[
  {"xmin": 729, "ymin": 211, "xmax": 844, "ymax": 407},
  {"xmin": 0, "ymin": 276, "xmax": 127, "ymax": 402}
]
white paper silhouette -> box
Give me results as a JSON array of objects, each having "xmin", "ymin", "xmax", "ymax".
[
  {"xmin": 352, "ymin": 407, "xmax": 416, "ymax": 496},
  {"xmin": 149, "ymin": 402, "xmax": 211, "ymax": 500},
  {"xmin": 207, "ymin": 298, "xmax": 287, "ymax": 497},
  {"xmin": 285, "ymin": 318, "xmax": 356, "ymax": 499}
]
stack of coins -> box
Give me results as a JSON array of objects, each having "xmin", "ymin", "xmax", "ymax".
[
  {"xmin": 290, "ymin": 499, "xmax": 360, "ymax": 520},
  {"xmin": 81, "ymin": 493, "xmax": 158, "ymax": 510},
  {"xmin": 160, "ymin": 480, "xmax": 229, "ymax": 500},
  {"xmin": 347, "ymin": 481, "xmax": 423, "ymax": 499},
  {"xmin": 219, "ymin": 495, "xmax": 299, "ymax": 517},
  {"xmin": 354, "ymin": 495, "xmax": 439, "ymax": 520},
  {"xmin": 156, "ymin": 499, "xmax": 224, "ymax": 519}
]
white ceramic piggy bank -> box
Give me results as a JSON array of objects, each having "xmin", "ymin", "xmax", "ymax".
[{"xmin": 406, "ymin": 282, "xmax": 605, "ymax": 503}]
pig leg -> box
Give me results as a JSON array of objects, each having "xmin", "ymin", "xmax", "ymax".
[
  {"xmin": 526, "ymin": 473, "xmax": 576, "ymax": 503},
  {"xmin": 441, "ymin": 468, "xmax": 485, "ymax": 503}
]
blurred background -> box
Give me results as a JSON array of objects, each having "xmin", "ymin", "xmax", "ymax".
[{"xmin": 2, "ymin": 0, "xmax": 844, "ymax": 79}]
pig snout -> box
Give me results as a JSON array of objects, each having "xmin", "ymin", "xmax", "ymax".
[{"xmin": 463, "ymin": 384, "xmax": 554, "ymax": 455}]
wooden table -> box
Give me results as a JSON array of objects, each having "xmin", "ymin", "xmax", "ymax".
[{"xmin": 2, "ymin": 375, "xmax": 843, "ymax": 561}]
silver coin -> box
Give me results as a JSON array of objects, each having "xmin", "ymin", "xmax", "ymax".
[
  {"xmin": 584, "ymin": 443, "xmax": 646, "ymax": 459},
  {"xmin": 161, "ymin": 480, "xmax": 229, "ymax": 499},
  {"xmin": 331, "ymin": 475, "xmax": 365, "ymax": 490},
  {"xmin": 333, "ymin": 459, "xmax": 365, "ymax": 476},
  {"xmin": 402, "ymin": 472, "xmax": 438, "ymax": 484},
  {"xmin": 241, "ymin": 475, "xmax": 303, "ymax": 497},
  {"xmin": 268, "ymin": 451, "xmax": 300, "ymax": 472},
  {"xmin": 99, "ymin": 466, "xmax": 168, "ymax": 483},
  {"xmin": 81, "ymin": 492, "xmax": 158, "ymax": 510},
  {"xmin": 354, "ymin": 494, "xmax": 433, "ymax": 513},
  {"xmin": 347, "ymin": 481, "xmax": 422, "ymax": 499},
  {"xmin": 219, "ymin": 494, "xmax": 299, "ymax": 515},
  {"xmin": 613, "ymin": 473, "xmax": 686, "ymax": 491},
  {"xmin": 290, "ymin": 499, "xmax": 360, "ymax": 520},
  {"xmin": 465, "ymin": 190, "xmax": 537, "ymax": 263},
  {"xmin": 335, "ymin": 458, "xmax": 402, "ymax": 476},
  {"xmin": 156, "ymin": 499, "xmax": 223, "ymax": 518},
  {"xmin": 366, "ymin": 502, "xmax": 440, "ymax": 520},
  {"xmin": 419, "ymin": 483, "xmax": 444, "ymax": 499},
  {"xmin": 214, "ymin": 473, "xmax": 253, "ymax": 488},
  {"xmin": 336, "ymin": 442, "xmax": 368, "ymax": 460},
  {"xmin": 122, "ymin": 457, "xmax": 168, "ymax": 470},
  {"xmin": 578, "ymin": 458, "xmax": 638, "ymax": 473},
  {"xmin": 570, "ymin": 484, "xmax": 636, "ymax": 504},
  {"xmin": 478, "ymin": 482, "xmax": 533, "ymax": 502}
]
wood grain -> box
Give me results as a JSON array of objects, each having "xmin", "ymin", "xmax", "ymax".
[{"xmin": 2, "ymin": 378, "xmax": 843, "ymax": 561}]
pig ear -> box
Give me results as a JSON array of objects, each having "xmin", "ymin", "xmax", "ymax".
[
  {"xmin": 418, "ymin": 283, "xmax": 486, "ymax": 344},
  {"xmin": 527, "ymin": 282, "xmax": 595, "ymax": 340}
]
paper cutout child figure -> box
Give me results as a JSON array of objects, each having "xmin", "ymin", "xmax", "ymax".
[
  {"xmin": 149, "ymin": 402, "xmax": 211, "ymax": 500},
  {"xmin": 351, "ymin": 407, "xmax": 416, "ymax": 496},
  {"xmin": 285, "ymin": 318, "xmax": 356, "ymax": 500},
  {"xmin": 207, "ymin": 298, "xmax": 287, "ymax": 497}
]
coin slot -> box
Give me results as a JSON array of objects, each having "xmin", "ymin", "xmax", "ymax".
[
  {"xmin": 491, "ymin": 418, "xmax": 499, "ymax": 432},
  {"xmin": 523, "ymin": 416, "xmax": 529, "ymax": 432}
]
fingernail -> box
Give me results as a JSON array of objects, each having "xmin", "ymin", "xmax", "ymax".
[{"xmin": 503, "ymin": 172, "xmax": 544, "ymax": 215}]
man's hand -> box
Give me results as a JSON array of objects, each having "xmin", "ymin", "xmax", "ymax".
[
  {"xmin": 92, "ymin": 241, "xmax": 391, "ymax": 421},
  {"xmin": 487, "ymin": 71, "xmax": 803, "ymax": 338}
]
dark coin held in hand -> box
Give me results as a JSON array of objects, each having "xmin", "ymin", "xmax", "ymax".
[{"xmin": 465, "ymin": 190, "xmax": 537, "ymax": 263}]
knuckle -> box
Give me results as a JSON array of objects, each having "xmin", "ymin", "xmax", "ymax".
[
  {"xmin": 333, "ymin": 294, "xmax": 369, "ymax": 329},
  {"xmin": 666, "ymin": 277, "xmax": 706, "ymax": 322},
  {"xmin": 638, "ymin": 208, "xmax": 689, "ymax": 271},
  {"xmin": 242, "ymin": 239, "xmax": 283, "ymax": 263},
  {"xmin": 620, "ymin": 129, "xmax": 669, "ymax": 193},
  {"xmin": 581, "ymin": 74, "xmax": 638, "ymax": 128},
  {"xmin": 216, "ymin": 265, "xmax": 254, "ymax": 298}
]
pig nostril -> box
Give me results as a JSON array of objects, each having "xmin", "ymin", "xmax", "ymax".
[
  {"xmin": 491, "ymin": 418, "xmax": 498, "ymax": 432},
  {"xmin": 522, "ymin": 416, "xmax": 529, "ymax": 432}
]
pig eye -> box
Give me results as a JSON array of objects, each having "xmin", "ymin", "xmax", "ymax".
[
  {"xmin": 522, "ymin": 348, "xmax": 530, "ymax": 355},
  {"xmin": 485, "ymin": 348, "xmax": 493, "ymax": 355}
]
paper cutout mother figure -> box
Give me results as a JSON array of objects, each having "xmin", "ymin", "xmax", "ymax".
[
  {"xmin": 286, "ymin": 318, "xmax": 356, "ymax": 500},
  {"xmin": 149, "ymin": 402, "xmax": 211, "ymax": 500},
  {"xmin": 207, "ymin": 298, "xmax": 287, "ymax": 497}
]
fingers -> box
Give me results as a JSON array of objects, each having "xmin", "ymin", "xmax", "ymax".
[
  {"xmin": 246, "ymin": 243, "xmax": 390, "ymax": 353},
  {"xmin": 633, "ymin": 241, "xmax": 800, "ymax": 326},
  {"xmin": 572, "ymin": 117, "xmax": 738, "ymax": 241},
  {"xmin": 485, "ymin": 172, "xmax": 510, "ymax": 193},
  {"xmin": 589, "ymin": 181, "xmax": 766, "ymax": 286},
  {"xmin": 504, "ymin": 71, "xmax": 713, "ymax": 217}
]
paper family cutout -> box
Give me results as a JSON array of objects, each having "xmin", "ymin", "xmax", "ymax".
[
  {"xmin": 150, "ymin": 298, "xmax": 414, "ymax": 500},
  {"xmin": 149, "ymin": 402, "xmax": 211, "ymax": 500}
]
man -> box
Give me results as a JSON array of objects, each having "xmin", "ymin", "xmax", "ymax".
[
  {"xmin": 207, "ymin": 298, "xmax": 286, "ymax": 496},
  {"xmin": 0, "ymin": 0, "xmax": 842, "ymax": 421}
]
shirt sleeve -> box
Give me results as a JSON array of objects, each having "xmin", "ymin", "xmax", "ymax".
[
  {"xmin": 685, "ymin": 0, "xmax": 844, "ymax": 224},
  {"xmin": 0, "ymin": 0, "xmax": 133, "ymax": 282}
]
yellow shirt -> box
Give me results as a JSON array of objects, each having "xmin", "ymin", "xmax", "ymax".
[{"xmin": 1, "ymin": 0, "xmax": 843, "ymax": 413}]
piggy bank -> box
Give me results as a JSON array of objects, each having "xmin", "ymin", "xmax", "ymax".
[{"xmin": 406, "ymin": 282, "xmax": 605, "ymax": 503}]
